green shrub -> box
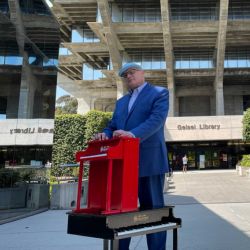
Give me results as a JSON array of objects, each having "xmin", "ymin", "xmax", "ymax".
[
  {"xmin": 52, "ymin": 114, "xmax": 86, "ymax": 177},
  {"xmin": 83, "ymin": 110, "xmax": 112, "ymax": 148},
  {"xmin": 240, "ymin": 155, "xmax": 250, "ymax": 167},
  {"xmin": 51, "ymin": 111, "xmax": 112, "ymax": 178},
  {"xmin": 243, "ymin": 108, "xmax": 250, "ymax": 141}
]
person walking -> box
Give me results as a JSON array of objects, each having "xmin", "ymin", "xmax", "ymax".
[
  {"xmin": 94, "ymin": 62, "xmax": 170, "ymax": 250},
  {"xmin": 182, "ymin": 154, "xmax": 188, "ymax": 173}
]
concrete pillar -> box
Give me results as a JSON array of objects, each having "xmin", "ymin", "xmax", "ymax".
[
  {"xmin": 215, "ymin": 88, "xmax": 224, "ymax": 115},
  {"xmin": 160, "ymin": 0, "xmax": 175, "ymax": 117},
  {"xmin": 77, "ymin": 97, "xmax": 91, "ymax": 114},
  {"xmin": 97, "ymin": 0, "xmax": 125, "ymax": 97},
  {"xmin": 175, "ymin": 96, "xmax": 179, "ymax": 117},
  {"xmin": 18, "ymin": 53, "xmax": 37, "ymax": 118},
  {"xmin": 214, "ymin": 0, "xmax": 229, "ymax": 115}
]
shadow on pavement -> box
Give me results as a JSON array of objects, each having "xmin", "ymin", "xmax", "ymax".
[{"xmin": 165, "ymin": 194, "xmax": 250, "ymax": 250}]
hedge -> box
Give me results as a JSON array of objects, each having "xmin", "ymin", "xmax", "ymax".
[
  {"xmin": 240, "ymin": 155, "xmax": 250, "ymax": 167},
  {"xmin": 243, "ymin": 108, "xmax": 250, "ymax": 141},
  {"xmin": 52, "ymin": 111, "xmax": 112, "ymax": 177},
  {"xmin": 51, "ymin": 114, "xmax": 86, "ymax": 177}
]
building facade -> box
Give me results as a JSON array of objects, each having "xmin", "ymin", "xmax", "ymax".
[
  {"xmin": 50, "ymin": 0, "xmax": 250, "ymax": 170},
  {"xmin": 0, "ymin": 0, "xmax": 60, "ymax": 168}
]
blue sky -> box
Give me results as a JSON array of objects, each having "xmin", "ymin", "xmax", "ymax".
[{"xmin": 56, "ymin": 86, "xmax": 70, "ymax": 99}]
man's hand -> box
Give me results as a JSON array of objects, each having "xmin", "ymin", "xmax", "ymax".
[
  {"xmin": 113, "ymin": 130, "xmax": 135, "ymax": 138},
  {"xmin": 93, "ymin": 132, "xmax": 109, "ymax": 140}
]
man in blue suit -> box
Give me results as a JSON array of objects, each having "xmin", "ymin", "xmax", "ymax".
[{"xmin": 95, "ymin": 62, "xmax": 169, "ymax": 250}]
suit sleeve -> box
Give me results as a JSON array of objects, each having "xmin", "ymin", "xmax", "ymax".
[
  {"xmin": 103, "ymin": 105, "xmax": 118, "ymax": 138},
  {"xmin": 130, "ymin": 89, "xmax": 169, "ymax": 142}
]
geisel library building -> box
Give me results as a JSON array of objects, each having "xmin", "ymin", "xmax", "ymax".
[
  {"xmin": 1, "ymin": 0, "xmax": 250, "ymax": 171},
  {"xmin": 0, "ymin": 0, "xmax": 60, "ymax": 168}
]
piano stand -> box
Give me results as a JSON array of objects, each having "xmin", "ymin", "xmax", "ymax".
[{"xmin": 68, "ymin": 206, "xmax": 182, "ymax": 250}]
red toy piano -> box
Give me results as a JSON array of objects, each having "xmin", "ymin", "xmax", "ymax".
[{"xmin": 74, "ymin": 137, "xmax": 140, "ymax": 215}]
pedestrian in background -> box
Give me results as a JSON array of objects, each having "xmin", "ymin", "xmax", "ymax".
[{"xmin": 182, "ymin": 154, "xmax": 188, "ymax": 173}]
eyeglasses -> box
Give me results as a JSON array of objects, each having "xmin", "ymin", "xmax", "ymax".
[{"xmin": 121, "ymin": 69, "xmax": 139, "ymax": 79}]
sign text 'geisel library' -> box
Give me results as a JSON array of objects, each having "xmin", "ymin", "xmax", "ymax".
[
  {"xmin": 10, "ymin": 127, "xmax": 54, "ymax": 134},
  {"xmin": 177, "ymin": 124, "xmax": 220, "ymax": 130}
]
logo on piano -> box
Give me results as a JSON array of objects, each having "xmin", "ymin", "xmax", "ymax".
[
  {"xmin": 100, "ymin": 146, "xmax": 110, "ymax": 152},
  {"xmin": 133, "ymin": 214, "xmax": 149, "ymax": 223}
]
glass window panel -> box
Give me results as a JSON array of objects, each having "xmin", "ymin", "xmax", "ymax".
[
  {"xmin": 161, "ymin": 60, "xmax": 166, "ymax": 69},
  {"xmin": 83, "ymin": 64, "xmax": 93, "ymax": 80},
  {"xmin": 237, "ymin": 59, "xmax": 247, "ymax": 67},
  {"xmin": 132, "ymin": 55, "xmax": 142, "ymax": 65},
  {"xmin": 59, "ymin": 48, "xmax": 72, "ymax": 55},
  {"xmin": 83, "ymin": 29, "xmax": 93, "ymax": 42},
  {"xmin": 200, "ymin": 60, "xmax": 209, "ymax": 69},
  {"xmin": 227, "ymin": 59, "xmax": 238, "ymax": 68},
  {"xmin": 134, "ymin": 7, "xmax": 145, "ymax": 22},
  {"xmin": 96, "ymin": 8, "xmax": 102, "ymax": 22},
  {"xmin": 0, "ymin": 114, "xmax": 6, "ymax": 119},
  {"xmin": 192, "ymin": 10, "xmax": 200, "ymax": 20},
  {"xmin": 142, "ymin": 55, "xmax": 151, "ymax": 69},
  {"xmin": 5, "ymin": 56, "xmax": 23, "ymax": 65},
  {"xmin": 155, "ymin": 9, "xmax": 161, "ymax": 22},
  {"xmin": 145, "ymin": 8, "xmax": 156, "ymax": 22},
  {"xmin": 181, "ymin": 60, "xmax": 190, "ymax": 69},
  {"xmin": 0, "ymin": 56, "xmax": 4, "ymax": 64},
  {"xmin": 111, "ymin": 4, "xmax": 122, "ymax": 22},
  {"xmin": 71, "ymin": 29, "xmax": 83, "ymax": 43},
  {"xmin": 224, "ymin": 60, "xmax": 228, "ymax": 68},
  {"xmin": 175, "ymin": 60, "xmax": 181, "ymax": 69},
  {"xmin": 123, "ymin": 7, "xmax": 133, "ymax": 22},
  {"xmin": 93, "ymin": 69, "xmax": 103, "ymax": 80},
  {"xmin": 94, "ymin": 36, "xmax": 100, "ymax": 42},
  {"xmin": 29, "ymin": 56, "xmax": 36, "ymax": 64},
  {"xmin": 208, "ymin": 61, "xmax": 213, "ymax": 68},
  {"xmin": 43, "ymin": 58, "xmax": 57, "ymax": 67},
  {"xmin": 247, "ymin": 58, "xmax": 250, "ymax": 67},
  {"xmin": 152, "ymin": 55, "xmax": 161, "ymax": 69},
  {"xmin": 190, "ymin": 60, "xmax": 199, "ymax": 69}
]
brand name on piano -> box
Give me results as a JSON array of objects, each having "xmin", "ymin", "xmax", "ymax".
[
  {"xmin": 100, "ymin": 146, "xmax": 110, "ymax": 152},
  {"xmin": 133, "ymin": 214, "xmax": 149, "ymax": 223}
]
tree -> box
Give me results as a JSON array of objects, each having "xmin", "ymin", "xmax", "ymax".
[{"xmin": 55, "ymin": 95, "xmax": 78, "ymax": 115}]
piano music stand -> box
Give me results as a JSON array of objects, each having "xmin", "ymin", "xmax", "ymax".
[{"xmin": 75, "ymin": 137, "xmax": 140, "ymax": 215}]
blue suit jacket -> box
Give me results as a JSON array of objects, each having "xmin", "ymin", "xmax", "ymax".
[{"xmin": 103, "ymin": 83, "xmax": 169, "ymax": 177}]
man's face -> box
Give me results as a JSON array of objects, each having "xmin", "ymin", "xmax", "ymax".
[{"xmin": 121, "ymin": 68, "xmax": 145, "ymax": 90}]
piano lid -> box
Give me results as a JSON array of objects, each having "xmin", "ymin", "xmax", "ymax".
[{"xmin": 75, "ymin": 137, "xmax": 139, "ymax": 162}]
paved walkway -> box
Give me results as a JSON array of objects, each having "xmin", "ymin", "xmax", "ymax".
[{"xmin": 0, "ymin": 170, "xmax": 250, "ymax": 250}]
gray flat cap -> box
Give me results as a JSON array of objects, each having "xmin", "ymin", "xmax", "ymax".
[{"xmin": 118, "ymin": 63, "xmax": 143, "ymax": 77}]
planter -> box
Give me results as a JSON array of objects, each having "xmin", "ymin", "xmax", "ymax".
[
  {"xmin": 238, "ymin": 166, "xmax": 250, "ymax": 177},
  {"xmin": 0, "ymin": 185, "xmax": 27, "ymax": 209},
  {"xmin": 26, "ymin": 184, "xmax": 50, "ymax": 209},
  {"xmin": 50, "ymin": 180, "xmax": 88, "ymax": 210}
]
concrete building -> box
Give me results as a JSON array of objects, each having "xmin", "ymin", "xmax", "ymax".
[
  {"xmin": 0, "ymin": 0, "xmax": 60, "ymax": 167},
  {"xmin": 49, "ymin": 0, "xmax": 250, "ymax": 170}
]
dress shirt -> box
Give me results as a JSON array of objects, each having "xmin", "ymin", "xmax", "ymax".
[{"xmin": 128, "ymin": 82, "xmax": 147, "ymax": 112}]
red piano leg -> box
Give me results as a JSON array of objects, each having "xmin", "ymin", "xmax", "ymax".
[
  {"xmin": 105, "ymin": 159, "xmax": 113, "ymax": 213},
  {"xmin": 76, "ymin": 160, "xmax": 84, "ymax": 212}
]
